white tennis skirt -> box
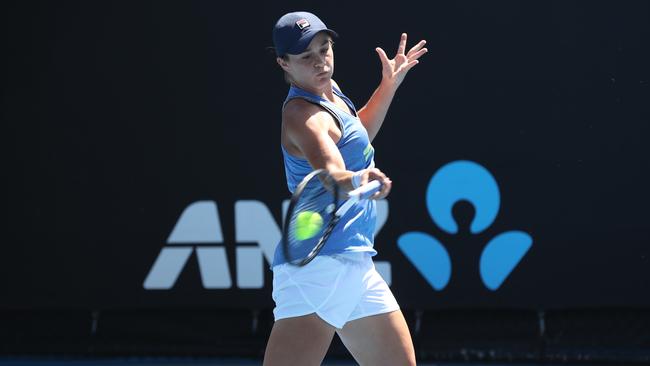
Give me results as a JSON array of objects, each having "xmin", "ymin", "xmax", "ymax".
[{"xmin": 271, "ymin": 253, "xmax": 399, "ymax": 329}]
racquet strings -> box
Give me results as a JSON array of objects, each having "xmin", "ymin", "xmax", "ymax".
[{"xmin": 285, "ymin": 173, "xmax": 337, "ymax": 262}]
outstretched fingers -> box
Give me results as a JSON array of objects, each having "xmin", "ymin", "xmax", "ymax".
[
  {"xmin": 407, "ymin": 40, "xmax": 426, "ymax": 55},
  {"xmin": 376, "ymin": 33, "xmax": 427, "ymax": 86},
  {"xmin": 375, "ymin": 47, "xmax": 389, "ymax": 65},
  {"xmin": 396, "ymin": 33, "xmax": 407, "ymax": 55},
  {"xmin": 407, "ymin": 40, "xmax": 428, "ymax": 60}
]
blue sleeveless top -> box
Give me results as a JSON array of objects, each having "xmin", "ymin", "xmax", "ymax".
[{"xmin": 272, "ymin": 84, "xmax": 378, "ymax": 266}]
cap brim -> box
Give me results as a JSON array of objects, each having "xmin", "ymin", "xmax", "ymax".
[{"xmin": 287, "ymin": 29, "xmax": 338, "ymax": 55}]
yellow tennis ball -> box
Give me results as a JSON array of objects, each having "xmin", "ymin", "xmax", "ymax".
[{"xmin": 294, "ymin": 211, "xmax": 323, "ymax": 240}]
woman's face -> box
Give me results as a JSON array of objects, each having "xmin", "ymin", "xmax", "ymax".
[{"xmin": 278, "ymin": 32, "xmax": 334, "ymax": 90}]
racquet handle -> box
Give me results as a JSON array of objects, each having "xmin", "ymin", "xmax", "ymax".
[
  {"xmin": 336, "ymin": 180, "xmax": 383, "ymax": 217},
  {"xmin": 348, "ymin": 179, "xmax": 382, "ymax": 200}
]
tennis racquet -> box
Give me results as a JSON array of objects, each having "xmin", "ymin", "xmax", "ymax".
[{"xmin": 281, "ymin": 169, "xmax": 382, "ymax": 266}]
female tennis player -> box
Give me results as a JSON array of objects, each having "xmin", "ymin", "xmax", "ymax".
[{"xmin": 264, "ymin": 11, "xmax": 427, "ymax": 366}]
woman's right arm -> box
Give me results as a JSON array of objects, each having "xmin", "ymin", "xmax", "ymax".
[{"xmin": 283, "ymin": 99, "xmax": 392, "ymax": 198}]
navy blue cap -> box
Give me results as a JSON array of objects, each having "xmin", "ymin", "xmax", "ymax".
[{"xmin": 273, "ymin": 11, "xmax": 338, "ymax": 57}]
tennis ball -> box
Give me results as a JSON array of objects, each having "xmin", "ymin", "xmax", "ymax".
[{"xmin": 294, "ymin": 211, "xmax": 323, "ymax": 240}]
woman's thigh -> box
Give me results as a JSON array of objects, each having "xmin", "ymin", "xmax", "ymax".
[
  {"xmin": 263, "ymin": 313, "xmax": 336, "ymax": 366},
  {"xmin": 336, "ymin": 310, "xmax": 416, "ymax": 366}
]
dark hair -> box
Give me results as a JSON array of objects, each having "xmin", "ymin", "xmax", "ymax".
[{"xmin": 279, "ymin": 54, "xmax": 292, "ymax": 85}]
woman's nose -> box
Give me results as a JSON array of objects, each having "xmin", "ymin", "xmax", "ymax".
[{"xmin": 314, "ymin": 55, "xmax": 326, "ymax": 68}]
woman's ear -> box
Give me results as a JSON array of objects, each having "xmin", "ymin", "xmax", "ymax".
[{"xmin": 277, "ymin": 57, "xmax": 290, "ymax": 72}]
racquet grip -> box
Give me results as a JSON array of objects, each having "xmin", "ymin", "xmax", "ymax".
[
  {"xmin": 348, "ymin": 180, "xmax": 382, "ymax": 200},
  {"xmin": 336, "ymin": 180, "xmax": 383, "ymax": 217}
]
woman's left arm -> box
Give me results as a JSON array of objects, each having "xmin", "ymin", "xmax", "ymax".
[{"xmin": 358, "ymin": 33, "xmax": 427, "ymax": 142}]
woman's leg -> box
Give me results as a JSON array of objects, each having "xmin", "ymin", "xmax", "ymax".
[
  {"xmin": 263, "ymin": 313, "xmax": 337, "ymax": 366},
  {"xmin": 336, "ymin": 310, "xmax": 416, "ymax": 366}
]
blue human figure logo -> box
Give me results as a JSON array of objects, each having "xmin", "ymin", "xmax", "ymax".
[{"xmin": 397, "ymin": 160, "xmax": 533, "ymax": 291}]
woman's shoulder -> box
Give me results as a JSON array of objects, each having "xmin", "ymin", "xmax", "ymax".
[
  {"xmin": 282, "ymin": 97, "xmax": 333, "ymax": 127},
  {"xmin": 283, "ymin": 97, "xmax": 321, "ymax": 117}
]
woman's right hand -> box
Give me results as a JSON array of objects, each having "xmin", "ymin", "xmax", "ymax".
[{"xmin": 358, "ymin": 168, "xmax": 392, "ymax": 199}]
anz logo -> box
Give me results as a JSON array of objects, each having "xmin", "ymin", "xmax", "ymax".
[
  {"xmin": 143, "ymin": 201, "xmax": 390, "ymax": 290},
  {"xmin": 144, "ymin": 160, "xmax": 531, "ymax": 292},
  {"xmin": 398, "ymin": 160, "xmax": 533, "ymax": 291}
]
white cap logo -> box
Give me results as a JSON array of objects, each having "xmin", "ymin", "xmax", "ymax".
[{"xmin": 296, "ymin": 19, "xmax": 310, "ymax": 30}]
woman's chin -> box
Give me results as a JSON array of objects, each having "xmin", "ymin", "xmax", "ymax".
[{"xmin": 315, "ymin": 73, "xmax": 331, "ymax": 85}]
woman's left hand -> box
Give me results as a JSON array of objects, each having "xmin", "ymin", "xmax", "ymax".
[{"xmin": 375, "ymin": 33, "xmax": 427, "ymax": 89}]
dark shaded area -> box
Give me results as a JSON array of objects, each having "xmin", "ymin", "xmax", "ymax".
[
  {"xmin": 1, "ymin": 308, "xmax": 650, "ymax": 363},
  {"xmin": 2, "ymin": 0, "xmax": 650, "ymax": 363}
]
